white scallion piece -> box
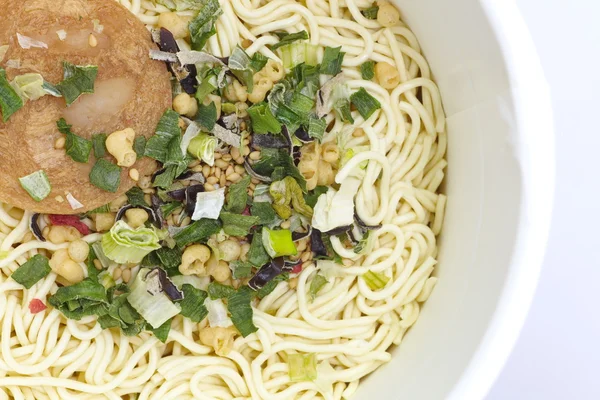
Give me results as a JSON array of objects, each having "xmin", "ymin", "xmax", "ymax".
[
  {"xmin": 16, "ymin": 33, "xmax": 48, "ymax": 49},
  {"xmin": 66, "ymin": 193, "xmax": 84, "ymax": 210}
]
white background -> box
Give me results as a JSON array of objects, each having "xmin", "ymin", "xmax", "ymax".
[{"xmin": 487, "ymin": 1, "xmax": 600, "ymax": 399}]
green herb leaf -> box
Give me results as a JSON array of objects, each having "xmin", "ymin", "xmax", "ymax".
[
  {"xmin": 304, "ymin": 186, "xmax": 328, "ymax": 208},
  {"xmin": 224, "ymin": 175, "xmax": 251, "ymax": 214},
  {"xmin": 155, "ymin": 246, "xmax": 183, "ymax": 274},
  {"xmin": 208, "ymin": 282, "xmax": 237, "ymax": 299},
  {"xmin": 11, "ymin": 254, "xmax": 51, "ymax": 288},
  {"xmin": 92, "ymin": 133, "xmax": 107, "ymax": 158},
  {"xmin": 249, "ymin": 52, "xmax": 268, "ymax": 72},
  {"xmin": 57, "ymin": 118, "xmax": 92, "ymax": 163},
  {"xmin": 308, "ymin": 274, "xmax": 328, "ymax": 301},
  {"xmin": 279, "ymin": 43, "xmax": 319, "ymax": 69},
  {"xmin": 257, "ymin": 272, "xmax": 289, "ymax": 298},
  {"xmin": 320, "ymin": 46, "xmax": 345, "ymax": 76},
  {"xmin": 151, "ymin": 317, "xmax": 172, "ymax": 343},
  {"xmin": 86, "ymin": 244, "xmax": 101, "ymax": 282},
  {"xmin": 271, "ymin": 30, "xmax": 309, "ymax": 51},
  {"xmin": 161, "ymin": 201, "xmax": 182, "ymax": 218},
  {"xmin": 219, "ymin": 211, "xmax": 260, "ymax": 236},
  {"xmin": 195, "ymin": 72, "xmax": 217, "ymax": 102},
  {"xmin": 56, "ymin": 62, "xmax": 98, "ymax": 105},
  {"xmin": 189, "ymin": 0, "xmax": 222, "ymax": 51},
  {"xmin": 125, "ymin": 187, "xmax": 148, "ymax": 207},
  {"xmin": 227, "ymin": 286, "xmax": 258, "ymax": 337},
  {"xmin": 248, "ymin": 229, "xmax": 270, "ymax": 267},
  {"xmin": 362, "ymin": 5, "xmax": 379, "ymax": 19},
  {"xmin": 291, "ymin": 63, "xmax": 320, "ymax": 98},
  {"xmin": 350, "ymin": 88, "xmax": 381, "ymax": 120},
  {"xmin": 48, "ymin": 278, "xmax": 108, "ymax": 320},
  {"xmin": 250, "ymin": 202, "xmax": 277, "ymax": 225},
  {"xmin": 253, "ymin": 148, "xmax": 306, "ymax": 191},
  {"xmin": 174, "ymin": 218, "xmax": 222, "ymax": 247},
  {"xmin": 307, "ymin": 116, "xmax": 326, "ymax": 141},
  {"xmin": 229, "ymin": 46, "xmax": 255, "ymax": 92},
  {"xmin": 248, "ymin": 102, "xmax": 281, "ymax": 134},
  {"xmin": 18, "ymin": 170, "xmax": 51, "ymax": 202},
  {"xmin": 89, "ymin": 159, "xmax": 121, "ymax": 192},
  {"xmin": 360, "ymin": 61, "xmax": 375, "ymax": 80},
  {"xmin": 179, "ymin": 284, "xmax": 209, "ymax": 322},
  {"xmin": 196, "ymin": 101, "xmax": 217, "ymax": 131},
  {"xmin": 0, "ymin": 67, "xmax": 23, "ymax": 121},
  {"xmin": 230, "ymin": 260, "xmax": 253, "ymax": 279},
  {"xmin": 134, "ymin": 136, "xmax": 147, "ymax": 158}
]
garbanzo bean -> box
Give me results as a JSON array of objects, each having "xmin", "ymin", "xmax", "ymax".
[
  {"xmin": 48, "ymin": 225, "xmax": 82, "ymax": 244},
  {"xmin": 374, "ymin": 62, "xmax": 401, "ymax": 90},
  {"xmin": 68, "ymin": 240, "xmax": 89, "ymax": 262},
  {"xmin": 377, "ymin": 2, "xmax": 401, "ymax": 27}
]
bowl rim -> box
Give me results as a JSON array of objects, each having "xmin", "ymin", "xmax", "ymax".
[{"xmin": 447, "ymin": 2, "xmax": 555, "ymax": 399}]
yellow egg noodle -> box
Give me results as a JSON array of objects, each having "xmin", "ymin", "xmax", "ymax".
[{"xmin": 0, "ymin": 0, "xmax": 447, "ymax": 398}]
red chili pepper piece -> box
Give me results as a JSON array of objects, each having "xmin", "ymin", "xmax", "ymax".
[{"xmin": 29, "ymin": 298, "xmax": 47, "ymax": 314}]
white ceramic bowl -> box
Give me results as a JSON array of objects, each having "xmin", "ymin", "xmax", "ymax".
[{"xmin": 357, "ymin": 1, "xmax": 554, "ymax": 399}]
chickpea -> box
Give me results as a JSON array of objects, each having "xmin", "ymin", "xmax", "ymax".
[
  {"xmin": 261, "ymin": 59, "xmax": 285, "ymax": 82},
  {"xmin": 68, "ymin": 240, "xmax": 89, "ymax": 262},
  {"xmin": 236, "ymin": 101, "xmax": 248, "ymax": 118},
  {"xmin": 179, "ymin": 244, "xmax": 211, "ymax": 276},
  {"xmin": 50, "ymin": 249, "xmax": 85, "ymax": 283},
  {"xmin": 109, "ymin": 195, "xmax": 128, "ymax": 212},
  {"xmin": 106, "ymin": 128, "xmax": 137, "ymax": 167},
  {"xmin": 125, "ymin": 208, "xmax": 149, "ymax": 229},
  {"xmin": 374, "ymin": 62, "xmax": 401, "ymax": 90},
  {"xmin": 48, "ymin": 226, "xmax": 82, "ymax": 244},
  {"xmin": 204, "ymin": 94, "xmax": 222, "ymax": 119},
  {"xmin": 157, "ymin": 12, "xmax": 191, "ymax": 39},
  {"xmin": 94, "ymin": 212, "xmax": 116, "ymax": 232},
  {"xmin": 208, "ymin": 260, "xmax": 231, "ymax": 283},
  {"xmin": 173, "ymin": 93, "xmax": 198, "ymax": 118},
  {"xmin": 321, "ymin": 142, "xmax": 340, "ymax": 164},
  {"xmin": 138, "ymin": 175, "xmax": 152, "ymax": 190},
  {"xmin": 217, "ymin": 239, "xmax": 241, "ymax": 262},
  {"xmin": 223, "ymin": 80, "xmax": 248, "ymax": 103},
  {"xmin": 377, "ymin": 2, "xmax": 401, "ymax": 27},
  {"xmin": 248, "ymin": 76, "xmax": 273, "ymax": 104}
]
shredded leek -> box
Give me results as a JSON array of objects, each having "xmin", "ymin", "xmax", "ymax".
[
  {"xmin": 288, "ymin": 353, "xmax": 317, "ymax": 382},
  {"xmin": 248, "ymin": 102, "xmax": 281, "ymax": 134},
  {"xmin": 187, "ymin": 132, "xmax": 217, "ymax": 166},
  {"xmin": 350, "ymin": 88, "xmax": 381, "ymax": 120},
  {"xmin": 279, "ymin": 43, "xmax": 318, "ymax": 69},
  {"xmin": 271, "ymin": 30, "xmax": 309, "ymax": 51},
  {"xmin": 362, "ymin": 270, "xmax": 390, "ymax": 290},
  {"xmin": 101, "ymin": 221, "xmax": 163, "ymax": 264}
]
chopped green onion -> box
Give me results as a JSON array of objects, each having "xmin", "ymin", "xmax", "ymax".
[
  {"xmin": 19, "ymin": 170, "xmax": 51, "ymax": 201},
  {"xmin": 195, "ymin": 101, "xmax": 217, "ymax": 130},
  {"xmin": 208, "ymin": 282, "xmax": 237, "ymax": 299},
  {"xmin": 271, "ymin": 30, "xmax": 309, "ymax": 51},
  {"xmin": 350, "ymin": 88, "xmax": 381, "ymax": 120},
  {"xmin": 230, "ymin": 260, "xmax": 253, "ymax": 279},
  {"xmin": 195, "ymin": 73, "xmax": 217, "ymax": 102},
  {"xmin": 125, "ymin": 186, "xmax": 148, "ymax": 207},
  {"xmin": 262, "ymin": 228, "xmax": 297, "ymax": 258},
  {"xmin": 11, "ymin": 254, "xmax": 51, "ymax": 289},
  {"xmin": 362, "ymin": 5, "xmax": 379, "ymax": 19},
  {"xmin": 189, "ymin": 0, "xmax": 222, "ymax": 51},
  {"xmin": 320, "ymin": 46, "xmax": 344, "ymax": 76},
  {"xmin": 269, "ymin": 176, "xmax": 313, "ymax": 219},
  {"xmin": 288, "ymin": 353, "xmax": 317, "ymax": 382},
  {"xmin": 101, "ymin": 220, "xmax": 162, "ymax": 264},
  {"xmin": 308, "ymin": 274, "xmax": 328, "ymax": 301},
  {"xmin": 0, "ymin": 67, "xmax": 24, "ymax": 121},
  {"xmin": 250, "ymin": 202, "xmax": 277, "ymax": 226},
  {"xmin": 227, "ymin": 286, "xmax": 258, "ymax": 337},
  {"xmin": 248, "ymin": 102, "xmax": 282, "ymax": 134},
  {"xmin": 279, "ymin": 43, "xmax": 318, "ymax": 69},
  {"xmin": 151, "ymin": 318, "xmax": 172, "ymax": 343},
  {"xmin": 174, "ymin": 218, "xmax": 222, "ymax": 248},
  {"xmin": 48, "ymin": 278, "xmax": 108, "ymax": 320},
  {"xmin": 252, "ymin": 148, "xmax": 306, "ymax": 191},
  {"xmin": 56, "ymin": 118, "xmax": 93, "ymax": 163},
  {"xmin": 360, "ymin": 61, "xmax": 375, "ymax": 80},
  {"xmin": 219, "ymin": 211, "xmax": 260, "ymax": 236},
  {"xmin": 133, "ymin": 136, "xmax": 146, "ymax": 158},
  {"xmin": 307, "ymin": 116, "xmax": 326, "ymax": 140},
  {"xmin": 179, "ymin": 284, "xmax": 209, "ymax": 322},
  {"xmin": 92, "ymin": 133, "xmax": 107, "ymax": 158},
  {"xmin": 362, "ymin": 270, "xmax": 390, "ymax": 290},
  {"xmin": 332, "ymin": 85, "xmax": 354, "ymax": 123},
  {"xmin": 144, "ymin": 110, "xmax": 181, "ymax": 163},
  {"xmin": 304, "ymin": 185, "xmax": 328, "ymax": 208},
  {"xmin": 187, "ymin": 132, "xmax": 217, "ymax": 166},
  {"xmin": 56, "ymin": 62, "xmax": 98, "ymax": 106},
  {"xmin": 127, "ymin": 268, "xmax": 180, "ymax": 329},
  {"xmin": 89, "ymin": 159, "xmax": 121, "ymax": 192}
]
